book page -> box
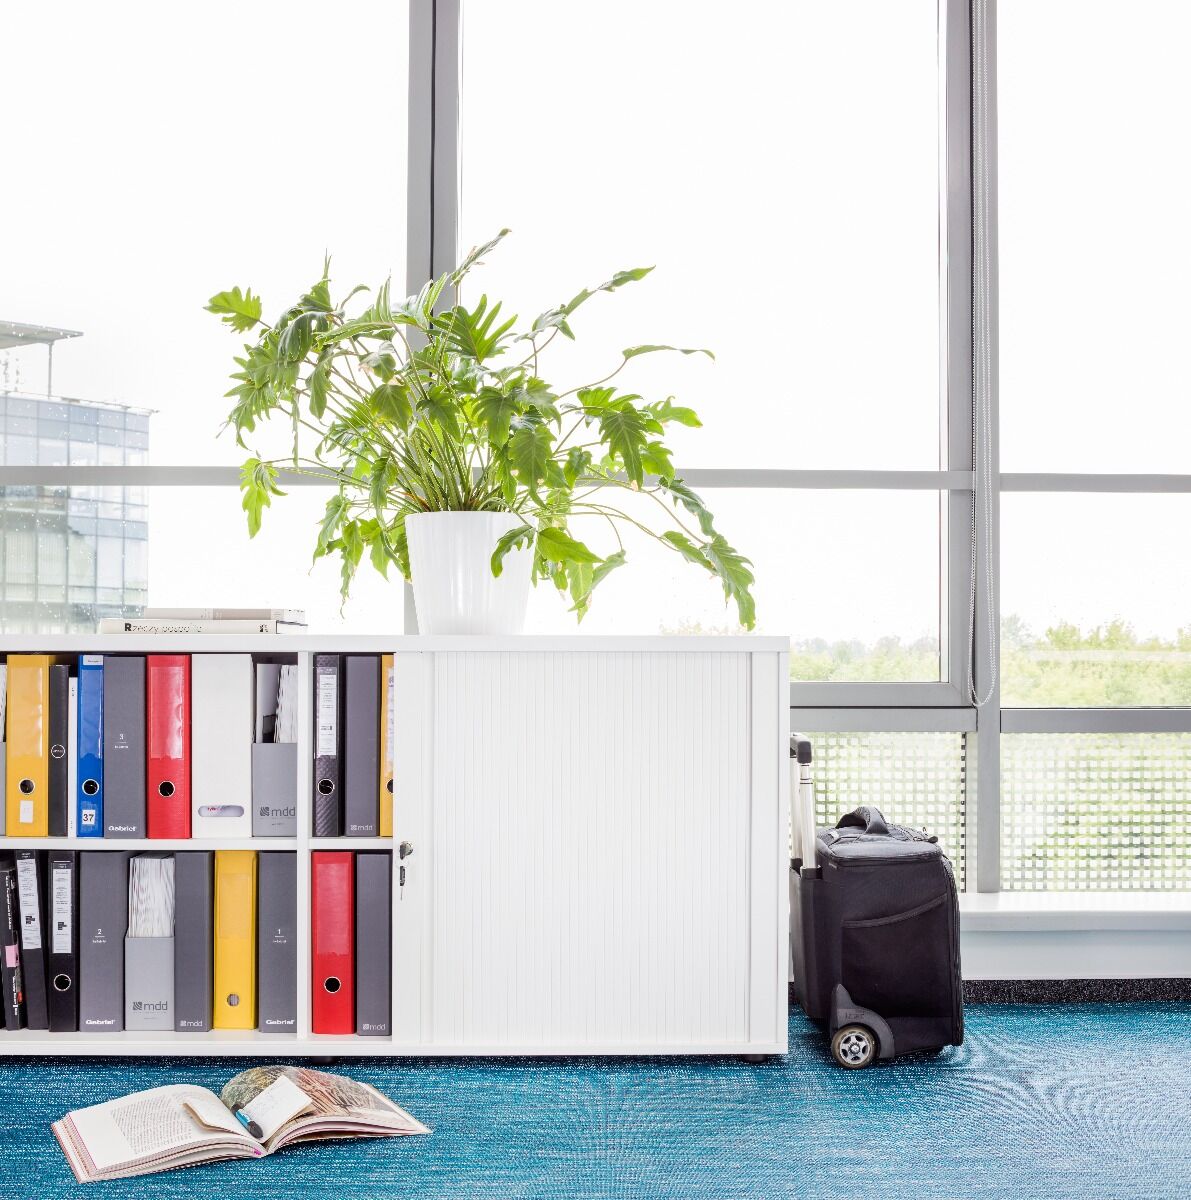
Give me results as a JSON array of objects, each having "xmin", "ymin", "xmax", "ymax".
[
  {"xmin": 220, "ymin": 1066, "xmax": 429, "ymax": 1147},
  {"xmin": 68, "ymin": 1085, "xmax": 252, "ymax": 1172}
]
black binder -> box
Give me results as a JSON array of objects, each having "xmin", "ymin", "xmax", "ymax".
[
  {"xmin": 103, "ymin": 656, "xmax": 146, "ymax": 838},
  {"xmin": 14, "ymin": 850, "xmax": 49, "ymax": 1029},
  {"xmin": 313, "ymin": 654, "xmax": 344, "ymax": 836},
  {"xmin": 0, "ymin": 853, "xmax": 25, "ymax": 1029},
  {"xmin": 48, "ymin": 664, "xmax": 71, "ymax": 837},
  {"xmin": 46, "ymin": 850, "xmax": 79, "ymax": 1032},
  {"xmin": 344, "ymin": 656, "xmax": 380, "ymax": 836}
]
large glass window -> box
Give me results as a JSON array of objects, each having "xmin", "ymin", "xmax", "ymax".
[
  {"xmin": 459, "ymin": 0, "xmax": 943, "ymax": 472},
  {"xmin": 999, "ymin": 0, "xmax": 1191, "ymax": 471}
]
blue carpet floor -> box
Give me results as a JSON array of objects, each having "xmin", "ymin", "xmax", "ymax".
[{"xmin": 2, "ymin": 1004, "xmax": 1189, "ymax": 1198}]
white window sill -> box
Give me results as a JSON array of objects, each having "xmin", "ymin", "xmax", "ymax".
[{"xmin": 960, "ymin": 891, "xmax": 1191, "ymax": 932}]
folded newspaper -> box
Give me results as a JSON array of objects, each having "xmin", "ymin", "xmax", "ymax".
[{"xmin": 53, "ymin": 1065, "xmax": 429, "ymax": 1183}]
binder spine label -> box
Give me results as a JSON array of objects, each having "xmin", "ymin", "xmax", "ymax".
[
  {"xmin": 52, "ymin": 863, "xmax": 72, "ymax": 954},
  {"xmin": 16, "ymin": 858, "xmax": 42, "ymax": 950},
  {"xmin": 316, "ymin": 671, "xmax": 338, "ymax": 757}
]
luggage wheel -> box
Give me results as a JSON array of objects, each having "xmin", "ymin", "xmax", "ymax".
[{"xmin": 831, "ymin": 1025, "xmax": 876, "ymax": 1069}]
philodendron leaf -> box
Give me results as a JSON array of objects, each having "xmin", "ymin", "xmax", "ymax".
[
  {"xmin": 648, "ymin": 398, "xmax": 702, "ymax": 427},
  {"xmin": 537, "ymin": 526, "xmax": 603, "ymax": 565},
  {"xmin": 659, "ymin": 476, "xmax": 717, "ymax": 537},
  {"xmin": 370, "ymin": 382, "xmax": 413, "ymax": 430},
  {"xmin": 569, "ymin": 548, "xmax": 627, "ymax": 619},
  {"xmin": 307, "ymin": 352, "xmax": 332, "ymax": 418},
  {"xmin": 702, "ymin": 534, "xmax": 757, "ymax": 630},
  {"xmin": 509, "ymin": 422, "xmax": 556, "ymax": 493},
  {"xmin": 314, "ymin": 493, "xmax": 349, "ymax": 561},
  {"xmin": 622, "ymin": 344, "xmax": 715, "ymax": 361},
  {"xmin": 596, "ymin": 402, "xmax": 652, "ymax": 484},
  {"xmin": 490, "ymin": 522, "xmax": 534, "ymax": 577},
  {"xmin": 531, "ymin": 266, "xmax": 654, "ymax": 339},
  {"xmin": 661, "ymin": 530, "xmax": 714, "ymax": 570},
  {"xmin": 449, "ymin": 228, "xmax": 512, "ymax": 286},
  {"xmin": 207, "ymin": 286, "xmax": 263, "ymax": 333},
  {"xmin": 239, "ymin": 457, "xmax": 286, "ymax": 537},
  {"xmin": 475, "ymin": 386, "xmax": 519, "ymax": 447}
]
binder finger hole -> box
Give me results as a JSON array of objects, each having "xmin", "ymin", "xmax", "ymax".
[
  {"xmin": 323, "ymin": 976, "xmax": 342, "ymax": 994},
  {"xmin": 387, "ymin": 780, "xmax": 394, "ymax": 794},
  {"xmin": 317, "ymin": 779, "xmax": 335, "ymax": 796},
  {"xmin": 227, "ymin": 993, "xmax": 240, "ymax": 1007},
  {"xmin": 82, "ymin": 779, "xmax": 99, "ymax": 797},
  {"xmin": 19, "ymin": 778, "xmax": 35, "ymax": 795},
  {"xmin": 53, "ymin": 973, "xmax": 72, "ymax": 993},
  {"xmin": 158, "ymin": 781, "xmax": 175, "ymax": 798}
]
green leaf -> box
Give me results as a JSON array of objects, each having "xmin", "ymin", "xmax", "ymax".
[
  {"xmin": 563, "ymin": 446, "xmax": 593, "ymax": 486},
  {"xmin": 640, "ymin": 441, "xmax": 675, "ymax": 479},
  {"xmin": 569, "ymin": 548, "xmax": 626, "ymax": 620},
  {"xmin": 449, "ymin": 228, "xmax": 511, "ymax": 286},
  {"xmin": 207, "ymin": 286, "xmax": 263, "ymax": 333},
  {"xmin": 703, "ymin": 534, "xmax": 756, "ymax": 630},
  {"xmin": 508, "ymin": 422, "xmax": 556, "ymax": 494},
  {"xmin": 238, "ymin": 457, "xmax": 286, "ymax": 538},
  {"xmin": 537, "ymin": 526, "xmax": 603, "ymax": 565},
  {"xmin": 338, "ymin": 518, "xmax": 364, "ymax": 601},
  {"xmin": 369, "ymin": 452, "xmax": 397, "ymax": 512},
  {"xmin": 531, "ymin": 266, "xmax": 654, "ymax": 339},
  {"xmin": 490, "ymin": 522, "xmax": 534, "ymax": 577},
  {"xmin": 659, "ymin": 476, "xmax": 717, "ymax": 537},
  {"xmin": 475, "ymin": 386, "xmax": 519, "ymax": 447},
  {"xmin": 369, "ymin": 382, "xmax": 413, "ymax": 430},
  {"xmin": 596, "ymin": 401, "xmax": 652, "ymax": 484},
  {"xmin": 314, "ymin": 493, "xmax": 349, "ymax": 561},
  {"xmin": 648, "ymin": 398, "xmax": 702, "ymax": 428},
  {"xmin": 662, "ymin": 530, "xmax": 714, "ymax": 570},
  {"xmin": 307, "ymin": 352, "xmax": 331, "ymax": 419},
  {"xmin": 441, "ymin": 295, "xmax": 517, "ymax": 362},
  {"xmin": 622, "ymin": 344, "xmax": 714, "ymax": 362},
  {"xmin": 513, "ymin": 377, "xmax": 559, "ymax": 418},
  {"xmin": 417, "ymin": 386, "xmax": 462, "ymax": 442}
]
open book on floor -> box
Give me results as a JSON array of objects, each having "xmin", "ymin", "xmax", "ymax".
[{"xmin": 53, "ymin": 1065, "xmax": 430, "ymax": 1183}]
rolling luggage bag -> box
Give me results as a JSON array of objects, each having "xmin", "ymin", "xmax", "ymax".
[{"xmin": 790, "ymin": 735, "xmax": 963, "ymax": 1068}]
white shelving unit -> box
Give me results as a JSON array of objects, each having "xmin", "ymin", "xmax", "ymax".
[{"xmin": 0, "ymin": 635, "xmax": 789, "ymax": 1057}]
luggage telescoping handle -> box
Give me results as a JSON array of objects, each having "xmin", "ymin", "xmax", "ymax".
[
  {"xmin": 790, "ymin": 735, "xmax": 817, "ymax": 869},
  {"xmin": 836, "ymin": 806, "xmax": 891, "ymax": 838}
]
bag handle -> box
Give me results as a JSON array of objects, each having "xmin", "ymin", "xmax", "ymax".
[{"xmin": 836, "ymin": 806, "xmax": 891, "ymax": 837}]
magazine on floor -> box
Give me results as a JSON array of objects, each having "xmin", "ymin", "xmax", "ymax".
[{"xmin": 52, "ymin": 1065, "xmax": 429, "ymax": 1183}]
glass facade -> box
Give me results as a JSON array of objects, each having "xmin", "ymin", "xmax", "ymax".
[{"xmin": 0, "ymin": 392, "xmax": 149, "ymax": 632}]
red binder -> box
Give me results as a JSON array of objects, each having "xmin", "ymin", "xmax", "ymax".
[
  {"xmin": 146, "ymin": 655, "xmax": 191, "ymax": 839},
  {"xmin": 311, "ymin": 851, "xmax": 355, "ymax": 1034}
]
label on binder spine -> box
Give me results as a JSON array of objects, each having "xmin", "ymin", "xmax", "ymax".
[
  {"xmin": 316, "ymin": 671, "xmax": 338, "ymax": 757},
  {"xmin": 16, "ymin": 858, "xmax": 41, "ymax": 950},
  {"xmin": 52, "ymin": 863, "xmax": 72, "ymax": 955}
]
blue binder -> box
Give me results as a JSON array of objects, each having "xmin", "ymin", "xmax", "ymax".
[{"xmin": 77, "ymin": 655, "xmax": 104, "ymax": 838}]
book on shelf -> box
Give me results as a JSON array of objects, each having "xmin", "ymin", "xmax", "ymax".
[
  {"xmin": 144, "ymin": 608, "xmax": 306, "ymax": 623},
  {"xmin": 53, "ymin": 1064, "xmax": 429, "ymax": 1183},
  {"xmin": 96, "ymin": 618, "xmax": 306, "ymax": 635}
]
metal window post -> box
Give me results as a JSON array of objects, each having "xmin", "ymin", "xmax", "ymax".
[{"xmin": 405, "ymin": 0, "xmax": 463, "ymax": 633}]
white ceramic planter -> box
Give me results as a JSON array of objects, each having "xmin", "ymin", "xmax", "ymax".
[{"xmin": 405, "ymin": 510, "xmax": 533, "ymax": 635}]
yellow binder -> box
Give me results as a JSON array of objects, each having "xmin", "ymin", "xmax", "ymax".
[
  {"xmin": 379, "ymin": 653, "xmax": 394, "ymax": 837},
  {"xmin": 5, "ymin": 654, "xmax": 52, "ymax": 836},
  {"xmin": 213, "ymin": 850, "xmax": 257, "ymax": 1029}
]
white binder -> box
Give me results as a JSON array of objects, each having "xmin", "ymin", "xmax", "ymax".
[{"xmin": 191, "ymin": 655, "xmax": 254, "ymax": 837}]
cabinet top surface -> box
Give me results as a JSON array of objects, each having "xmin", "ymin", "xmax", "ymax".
[{"xmin": 0, "ymin": 633, "xmax": 788, "ymax": 654}]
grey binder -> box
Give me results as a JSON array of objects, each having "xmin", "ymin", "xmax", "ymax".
[
  {"xmin": 79, "ymin": 852, "xmax": 131, "ymax": 1031},
  {"xmin": 257, "ymin": 852, "xmax": 296, "ymax": 1032},
  {"xmin": 251, "ymin": 744, "xmax": 298, "ymax": 837},
  {"xmin": 344, "ymin": 656, "xmax": 380, "ymax": 836},
  {"xmin": 174, "ymin": 851, "xmax": 214, "ymax": 1032},
  {"xmin": 103, "ymin": 656, "xmax": 146, "ymax": 837},
  {"xmin": 355, "ymin": 851, "xmax": 392, "ymax": 1035}
]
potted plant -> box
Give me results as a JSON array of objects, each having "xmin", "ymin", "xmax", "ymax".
[{"xmin": 207, "ymin": 231, "xmax": 755, "ymax": 633}]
